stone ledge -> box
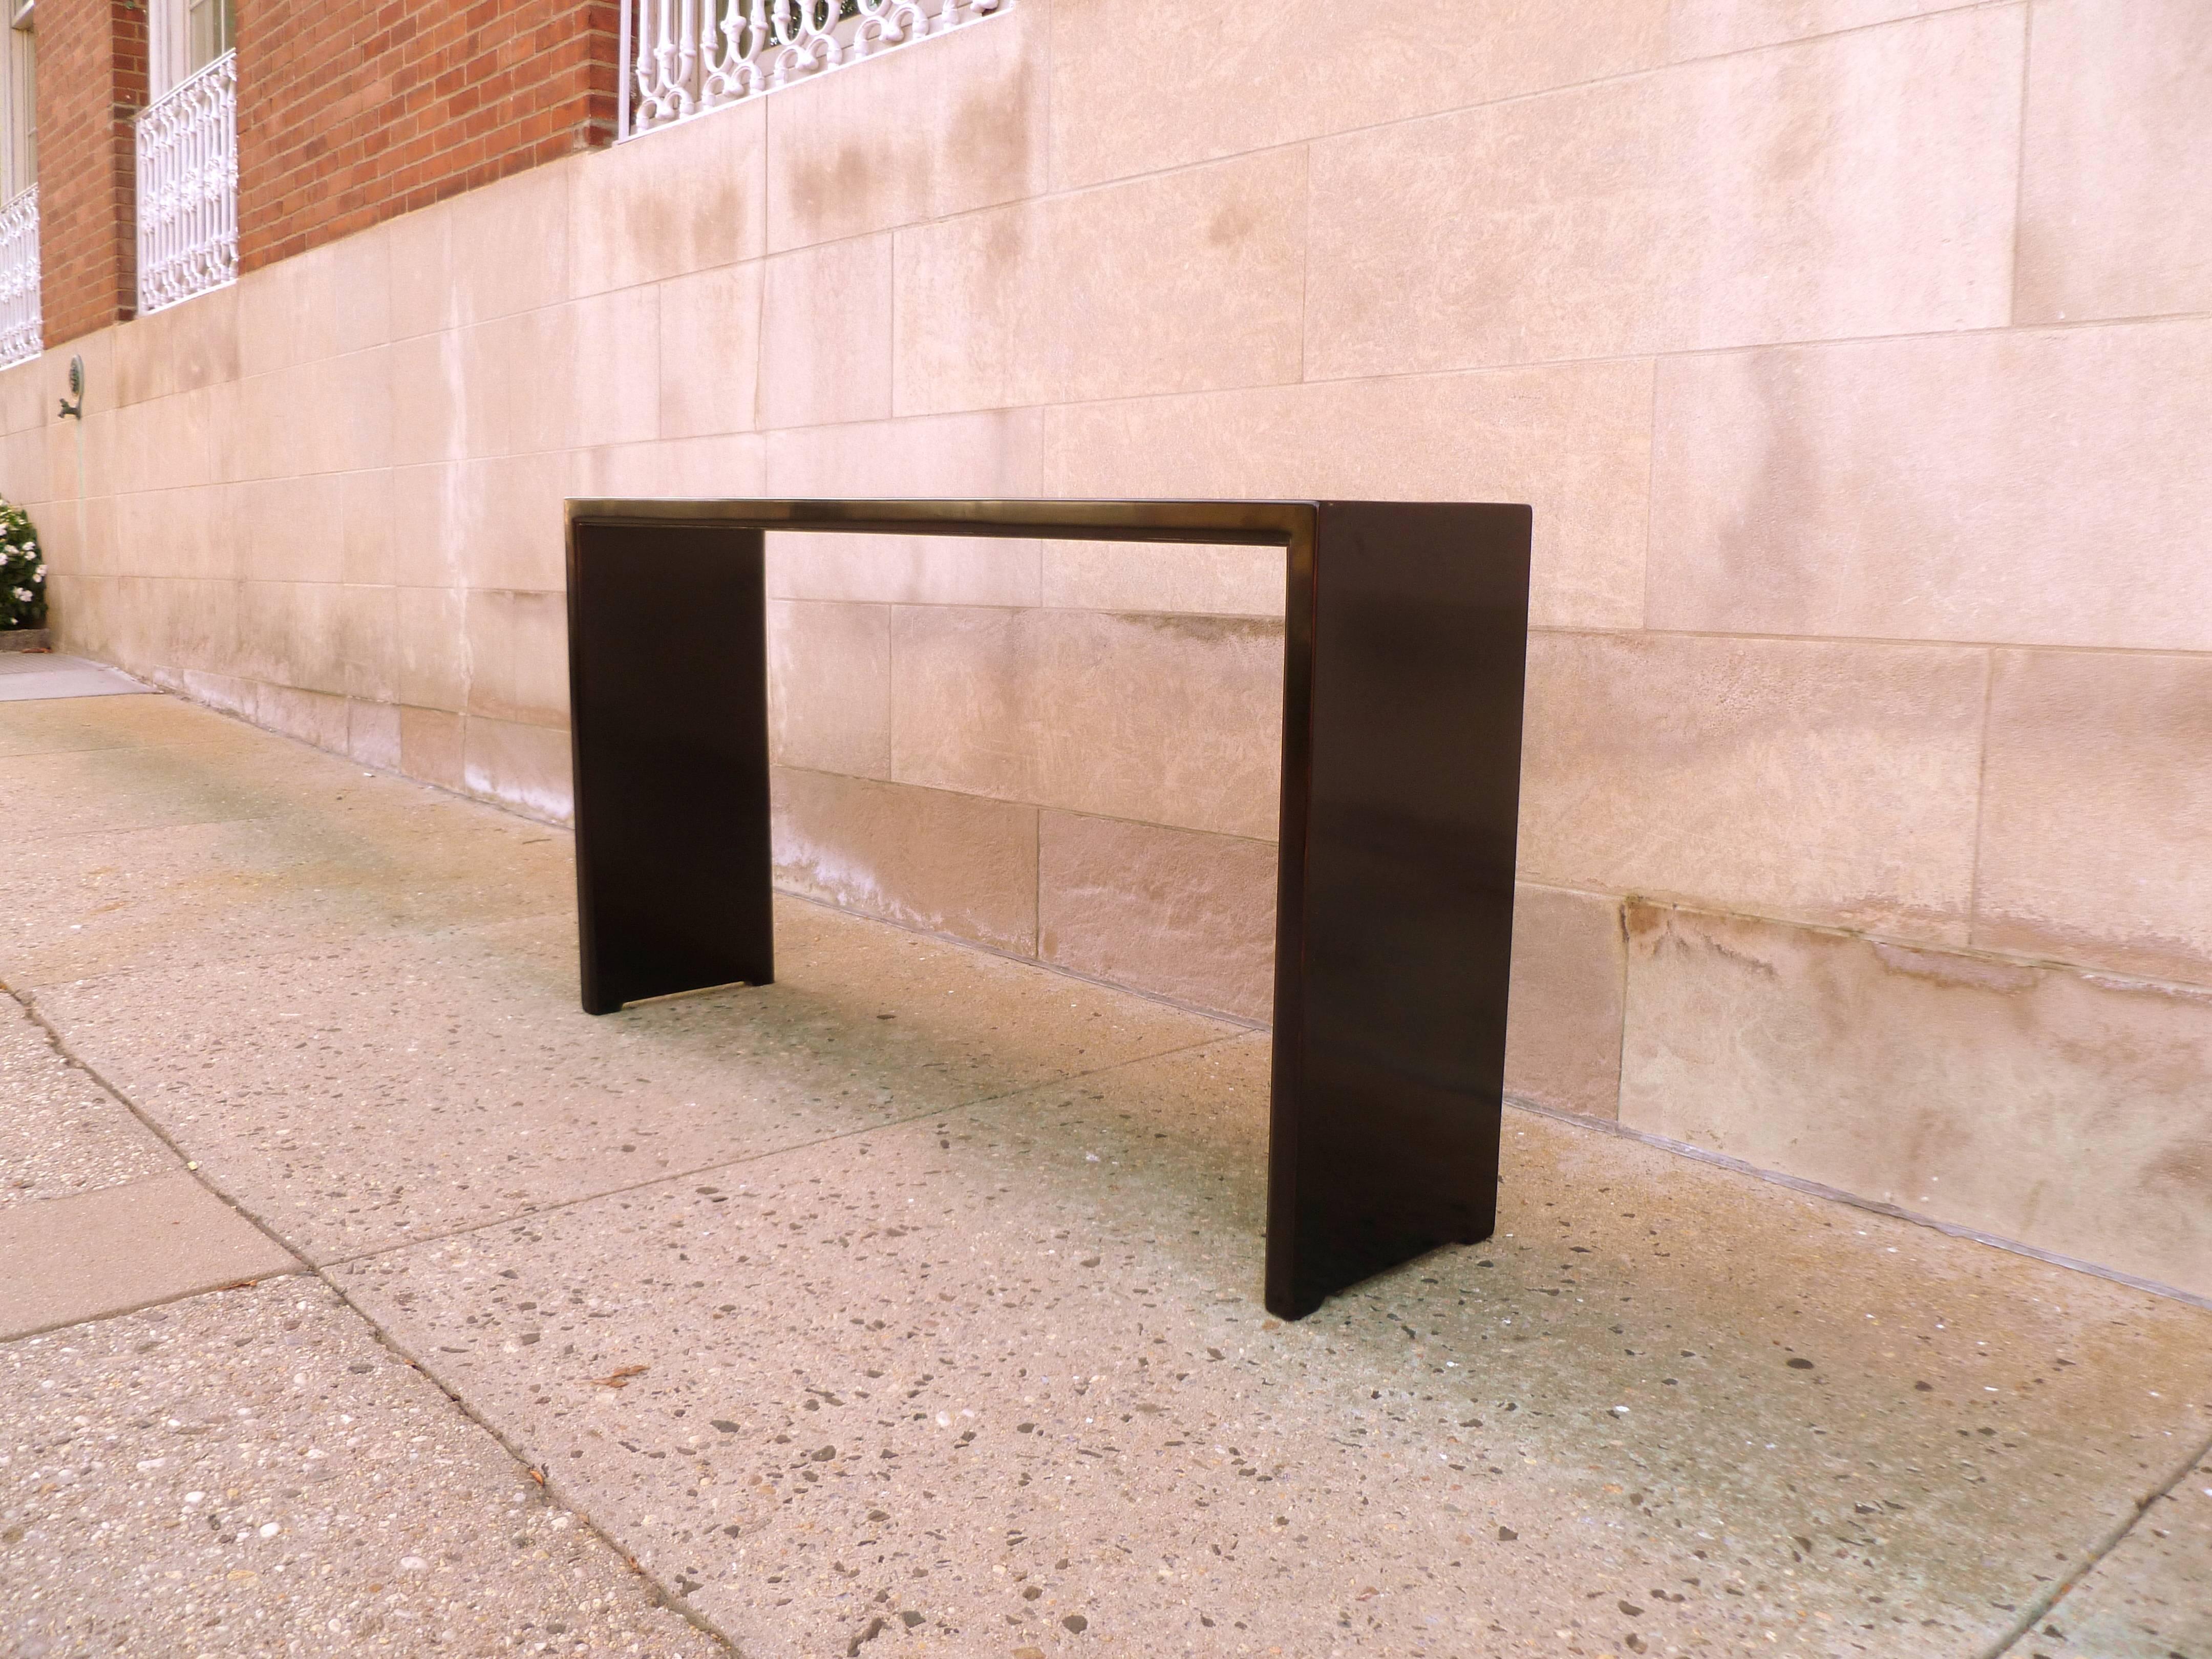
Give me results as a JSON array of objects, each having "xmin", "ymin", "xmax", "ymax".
[{"xmin": 1620, "ymin": 898, "xmax": 2212, "ymax": 1301}]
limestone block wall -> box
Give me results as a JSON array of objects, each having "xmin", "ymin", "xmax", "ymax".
[{"xmin": 4, "ymin": 0, "xmax": 2209, "ymax": 1299}]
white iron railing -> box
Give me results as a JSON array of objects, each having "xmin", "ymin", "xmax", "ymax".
[
  {"xmin": 620, "ymin": 0, "xmax": 1007, "ymax": 138},
  {"xmin": 136, "ymin": 49, "xmax": 237, "ymax": 315},
  {"xmin": 0, "ymin": 185, "xmax": 37, "ymax": 367}
]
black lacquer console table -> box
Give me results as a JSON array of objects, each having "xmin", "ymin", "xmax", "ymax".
[{"xmin": 564, "ymin": 499, "xmax": 1531, "ymax": 1320}]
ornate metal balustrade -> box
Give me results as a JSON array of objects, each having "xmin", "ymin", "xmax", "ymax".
[
  {"xmin": 136, "ymin": 50, "xmax": 237, "ymax": 316},
  {"xmin": 620, "ymin": 0, "xmax": 1007, "ymax": 138},
  {"xmin": 0, "ymin": 186, "xmax": 37, "ymax": 368}
]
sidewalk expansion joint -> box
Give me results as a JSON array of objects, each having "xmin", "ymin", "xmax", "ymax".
[
  {"xmin": 0, "ymin": 1248, "xmax": 308, "ymax": 1343},
  {"xmin": 5, "ymin": 982, "xmax": 748, "ymax": 1654},
  {"xmin": 297, "ymin": 1278, "xmax": 750, "ymax": 1657},
  {"xmin": 1981, "ymin": 1420, "xmax": 2212, "ymax": 1659},
  {"xmin": 9, "ymin": 986, "xmax": 305, "ymax": 1257}
]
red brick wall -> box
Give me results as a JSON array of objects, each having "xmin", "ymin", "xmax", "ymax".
[
  {"xmin": 37, "ymin": 0, "xmax": 146, "ymax": 345},
  {"xmin": 237, "ymin": 0, "xmax": 618, "ymax": 271}
]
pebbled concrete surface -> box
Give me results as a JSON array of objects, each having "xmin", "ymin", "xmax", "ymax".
[
  {"xmin": 0, "ymin": 693, "xmax": 577, "ymax": 991},
  {"xmin": 0, "ymin": 989, "xmax": 302, "ymax": 1341},
  {"xmin": 0, "ymin": 1173, "xmax": 301, "ymax": 1340},
  {"xmin": 2028, "ymin": 1451, "xmax": 2212, "ymax": 1659},
  {"xmin": 334, "ymin": 1046, "xmax": 2212, "ymax": 1659},
  {"xmin": 0, "ymin": 1279, "xmax": 728, "ymax": 1657},
  {"xmin": 27, "ymin": 905, "xmax": 1230, "ymax": 1266},
  {"xmin": 3, "ymin": 688, "xmax": 2210, "ymax": 1658},
  {"xmin": 0, "ymin": 994, "xmax": 171, "ymax": 1207}
]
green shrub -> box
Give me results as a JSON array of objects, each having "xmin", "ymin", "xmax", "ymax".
[{"xmin": 0, "ymin": 498, "xmax": 42, "ymax": 631}]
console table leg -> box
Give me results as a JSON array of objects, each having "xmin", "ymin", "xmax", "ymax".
[
  {"xmin": 568, "ymin": 520, "xmax": 776, "ymax": 1014},
  {"xmin": 1265, "ymin": 502, "xmax": 1530, "ymax": 1320}
]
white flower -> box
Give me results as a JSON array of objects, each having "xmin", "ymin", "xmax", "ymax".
[{"xmin": 12, "ymin": 587, "xmax": 30, "ymax": 602}]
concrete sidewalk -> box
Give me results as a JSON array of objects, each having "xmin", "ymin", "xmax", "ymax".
[
  {"xmin": 0, "ymin": 650, "xmax": 150, "ymax": 701},
  {"xmin": 2, "ymin": 688, "xmax": 2207, "ymax": 1659}
]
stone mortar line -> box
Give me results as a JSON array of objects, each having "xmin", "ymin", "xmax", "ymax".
[
  {"xmin": 314, "ymin": 1028, "xmax": 1251, "ymax": 1271},
  {"xmin": 3, "ymin": 979, "xmax": 749, "ymax": 1657},
  {"xmin": 1982, "ymin": 1420, "xmax": 2212, "ymax": 1659},
  {"xmin": 2005, "ymin": 0, "xmax": 2035, "ymax": 332},
  {"xmin": 1965, "ymin": 644, "xmax": 1999, "ymax": 948}
]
